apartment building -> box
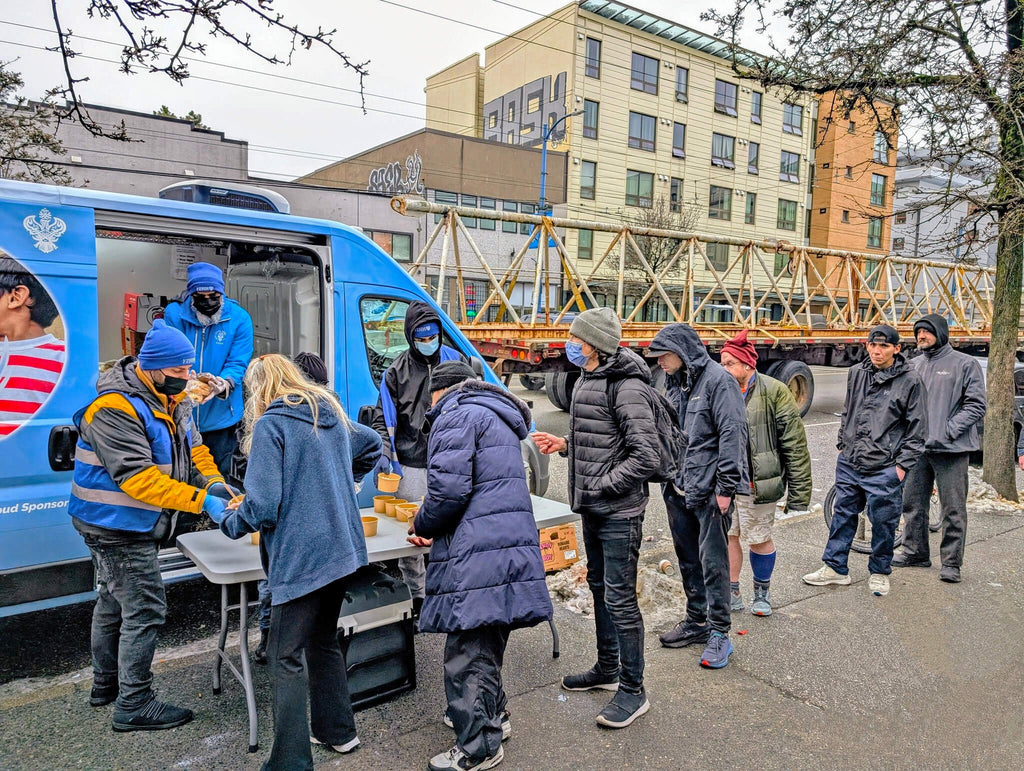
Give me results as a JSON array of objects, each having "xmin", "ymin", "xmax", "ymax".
[{"xmin": 425, "ymin": 1, "xmax": 893, "ymax": 319}]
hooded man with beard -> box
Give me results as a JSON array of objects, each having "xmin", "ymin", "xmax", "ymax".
[
  {"xmin": 896, "ymin": 314, "xmax": 986, "ymax": 583},
  {"xmin": 371, "ymin": 300, "xmax": 467, "ymax": 611}
]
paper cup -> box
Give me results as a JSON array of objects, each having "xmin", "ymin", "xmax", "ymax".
[
  {"xmin": 361, "ymin": 516, "xmax": 379, "ymax": 537},
  {"xmin": 384, "ymin": 498, "xmax": 406, "ymax": 517},
  {"xmin": 250, "ymin": 531, "xmax": 260, "ymax": 546},
  {"xmin": 395, "ymin": 503, "xmax": 419, "ymax": 523},
  {"xmin": 377, "ymin": 472, "xmax": 401, "ymax": 493},
  {"xmin": 373, "ymin": 495, "xmax": 395, "ymax": 514}
]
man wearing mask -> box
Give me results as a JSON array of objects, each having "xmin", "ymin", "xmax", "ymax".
[
  {"xmin": 371, "ymin": 300, "xmax": 466, "ymax": 613},
  {"xmin": 163, "ymin": 262, "xmax": 254, "ymax": 476},
  {"xmin": 804, "ymin": 325, "xmax": 926, "ymax": 597},
  {"xmin": 69, "ymin": 319, "xmax": 231, "ymax": 731},
  {"xmin": 646, "ymin": 324, "xmax": 748, "ymax": 670},
  {"xmin": 896, "ymin": 314, "xmax": 985, "ymax": 583}
]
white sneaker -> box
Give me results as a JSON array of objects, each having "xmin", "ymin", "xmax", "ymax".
[
  {"xmin": 428, "ymin": 744, "xmax": 504, "ymax": 770},
  {"xmin": 310, "ymin": 734, "xmax": 359, "ymax": 753},
  {"xmin": 802, "ymin": 565, "xmax": 852, "ymax": 586},
  {"xmin": 868, "ymin": 573, "xmax": 890, "ymax": 596},
  {"xmin": 443, "ymin": 712, "xmax": 511, "ymax": 741}
]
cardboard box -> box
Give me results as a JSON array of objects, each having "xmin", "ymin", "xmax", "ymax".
[{"xmin": 539, "ymin": 524, "xmax": 580, "ymax": 573}]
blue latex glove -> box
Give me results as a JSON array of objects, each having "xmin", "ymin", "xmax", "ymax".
[
  {"xmin": 202, "ymin": 493, "xmax": 227, "ymax": 524},
  {"xmin": 207, "ymin": 482, "xmax": 234, "ymax": 501}
]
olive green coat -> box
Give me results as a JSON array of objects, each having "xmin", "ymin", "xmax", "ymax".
[{"xmin": 744, "ymin": 374, "xmax": 812, "ymax": 510}]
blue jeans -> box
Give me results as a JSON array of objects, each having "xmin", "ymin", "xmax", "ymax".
[
  {"xmin": 82, "ymin": 533, "xmax": 166, "ymax": 713},
  {"xmin": 824, "ymin": 454, "xmax": 905, "ymax": 576},
  {"xmin": 664, "ymin": 487, "xmax": 732, "ymax": 635},
  {"xmin": 581, "ymin": 512, "xmax": 645, "ymax": 694}
]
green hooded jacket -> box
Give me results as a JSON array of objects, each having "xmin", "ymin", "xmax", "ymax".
[{"xmin": 744, "ymin": 373, "xmax": 812, "ymax": 510}]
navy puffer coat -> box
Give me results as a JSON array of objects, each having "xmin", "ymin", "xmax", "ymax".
[{"xmin": 414, "ymin": 380, "xmax": 553, "ymax": 633}]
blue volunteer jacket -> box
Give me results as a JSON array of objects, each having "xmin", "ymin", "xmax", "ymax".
[{"xmin": 163, "ymin": 296, "xmax": 254, "ymax": 432}]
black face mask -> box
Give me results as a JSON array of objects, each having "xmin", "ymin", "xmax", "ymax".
[
  {"xmin": 154, "ymin": 375, "xmax": 189, "ymax": 396},
  {"xmin": 193, "ymin": 295, "xmax": 223, "ymax": 316}
]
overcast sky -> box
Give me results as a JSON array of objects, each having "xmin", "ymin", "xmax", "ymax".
[{"xmin": 3, "ymin": 1, "xmax": 773, "ymax": 181}]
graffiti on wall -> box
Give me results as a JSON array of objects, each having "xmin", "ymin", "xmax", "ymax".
[
  {"xmin": 367, "ymin": 150, "xmax": 425, "ymax": 195},
  {"xmin": 483, "ymin": 72, "xmax": 567, "ymax": 147}
]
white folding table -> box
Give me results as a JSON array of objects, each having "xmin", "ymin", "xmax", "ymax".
[{"xmin": 176, "ymin": 495, "xmax": 577, "ymax": 753}]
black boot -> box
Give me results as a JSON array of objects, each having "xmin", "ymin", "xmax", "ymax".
[
  {"xmin": 412, "ymin": 597, "xmax": 424, "ymax": 634},
  {"xmin": 253, "ymin": 629, "xmax": 269, "ymax": 665}
]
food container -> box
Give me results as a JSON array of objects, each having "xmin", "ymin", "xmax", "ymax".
[
  {"xmin": 361, "ymin": 516, "xmax": 379, "ymax": 537},
  {"xmin": 250, "ymin": 531, "xmax": 260, "ymax": 546},
  {"xmin": 377, "ymin": 472, "xmax": 402, "ymax": 493},
  {"xmin": 384, "ymin": 498, "xmax": 406, "ymax": 517},
  {"xmin": 395, "ymin": 503, "xmax": 419, "ymax": 523},
  {"xmin": 373, "ymin": 495, "xmax": 395, "ymax": 514}
]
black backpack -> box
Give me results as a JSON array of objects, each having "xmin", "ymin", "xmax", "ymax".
[{"xmin": 605, "ymin": 378, "xmax": 686, "ymax": 484}]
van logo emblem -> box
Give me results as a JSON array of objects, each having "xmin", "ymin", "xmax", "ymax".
[{"xmin": 23, "ymin": 209, "xmax": 67, "ymax": 254}]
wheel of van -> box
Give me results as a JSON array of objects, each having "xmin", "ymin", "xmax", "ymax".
[
  {"xmin": 519, "ymin": 374, "xmax": 544, "ymax": 391},
  {"xmin": 822, "ymin": 486, "xmax": 904, "ymax": 555},
  {"xmin": 544, "ymin": 371, "xmax": 578, "ymax": 412},
  {"xmin": 766, "ymin": 360, "xmax": 814, "ymax": 417}
]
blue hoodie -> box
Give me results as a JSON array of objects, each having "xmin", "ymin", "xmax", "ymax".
[
  {"xmin": 162, "ymin": 296, "xmax": 254, "ymax": 432},
  {"xmin": 219, "ymin": 398, "xmax": 382, "ymax": 605}
]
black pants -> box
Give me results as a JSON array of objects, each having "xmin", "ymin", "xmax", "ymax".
[
  {"xmin": 665, "ymin": 487, "xmax": 732, "ymax": 635},
  {"xmin": 444, "ymin": 627, "xmax": 510, "ymax": 762},
  {"xmin": 902, "ymin": 452, "xmax": 969, "ymax": 568},
  {"xmin": 263, "ymin": 576, "xmax": 355, "ymax": 771},
  {"xmin": 202, "ymin": 424, "xmax": 240, "ymax": 478},
  {"xmin": 581, "ymin": 512, "xmax": 645, "ymax": 694}
]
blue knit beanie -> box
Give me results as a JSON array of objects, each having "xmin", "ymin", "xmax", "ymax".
[
  {"xmin": 413, "ymin": 321, "xmax": 440, "ymax": 338},
  {"xmin": 186, "ymin": 262, "xmax": 225, "ymax": 295},
  {"xmin": 138, "ymin": 319, "xmax": 196, "ymax": 370}
]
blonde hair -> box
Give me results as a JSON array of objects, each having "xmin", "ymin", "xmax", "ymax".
[{"xmin": 241, "ymin": 353, "xmax": 349, "ymax": 455}]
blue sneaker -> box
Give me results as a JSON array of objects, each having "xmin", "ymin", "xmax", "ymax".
[{"xmin": 699, "ymin": 631, "xmax": 733, "ymax": 669}]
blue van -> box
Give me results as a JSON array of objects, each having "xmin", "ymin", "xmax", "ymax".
[{"xmin": 0, "ymin": 179, "xmax": 549, "ymax": 618}]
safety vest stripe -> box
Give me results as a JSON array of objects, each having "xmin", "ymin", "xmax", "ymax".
[{"xmin": 70, "ymin": 482, "xmax": 162, "ymax": 512}]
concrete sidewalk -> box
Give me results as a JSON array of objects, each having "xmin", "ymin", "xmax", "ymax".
[{"xmin": 3, "ymin": 509, "xmax": 1023, "ymax": 770}]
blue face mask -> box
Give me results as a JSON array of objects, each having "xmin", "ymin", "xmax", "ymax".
[
  {"xmin": 415, "ymin": 338, "xmax": 440, "ymax": 356},
  {"xmin": 565, "ymin": 340, "xmax": 590, "ymax": 367}
]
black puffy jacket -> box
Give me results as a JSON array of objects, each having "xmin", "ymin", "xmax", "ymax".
[
  {"xmin": 566, "ymin": 348, "xmax": 661, "ymax": 516},
  {"xmin": 837, "ymin": 353, "xmax": 927, "ymax": 473},
  {"xmin": 649, "ymin": 324, "xmax": 748, "ymax": 505}
]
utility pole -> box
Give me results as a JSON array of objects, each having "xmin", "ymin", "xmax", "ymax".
[{"xmin": 539, "ymin": 109, "xmax": 583, "ymax": 214}]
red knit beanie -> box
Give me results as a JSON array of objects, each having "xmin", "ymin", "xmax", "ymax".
[{"xmin": 721, "ymin": 329, "xmax": 758, "ymax": 369}]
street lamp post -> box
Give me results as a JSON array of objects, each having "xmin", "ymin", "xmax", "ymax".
[{"xmin": 539, "ymin": 109, "xmax": 584, "ymax": 214}]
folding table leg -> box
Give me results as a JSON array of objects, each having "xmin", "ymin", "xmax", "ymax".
[
  {"xmin": 213, "ymin": 584, "xmax": 229, "ymax": 694},
  {"xmin": 548, "ymin": 617, "xmax": 560, "ymax": 659},
  {"xmin": 238, "ymin": 581, "xmax": 259, "ymax": 753}
]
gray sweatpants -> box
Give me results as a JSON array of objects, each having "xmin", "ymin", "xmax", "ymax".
[
  {"xmin": 396, "ymin": 465, "xmax": 428, "ymax": 599},
  {"xmin": 901, "ymin": 452, "xmax": 969, "ymax": 568}
]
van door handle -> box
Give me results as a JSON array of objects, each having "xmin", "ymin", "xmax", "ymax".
[{"xmin": 48, "ymin": 425, "xmax": 79, "ymax": 471}]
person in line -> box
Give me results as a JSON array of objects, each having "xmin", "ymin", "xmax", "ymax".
[
  {"xmin": 804, "ymin": 325, "xmax": 926, "ymax": 597},
  {"xmin": 215, "ymin": 354, "xmax": 381, "ymax": 769},
  {"xmin": 896, "ymin": 314, "xmax": 986, "ymax": 583},
  {"xmin": 370, "ymin": 300, "xmax": 466, "ymax": 616},
  {"xmin": 68, "ymin": 319, "xmax": 230, "ymax": 731},
  {"xmin": 408, "ymin": 361, "xmax": 552, "ymax": 771},
  {"xmin": 533, "ymin": 307, "xmax": 660, "ymax": 729},
  {"xmin": 163, "ymin": 262, "xmax": 254, "ymax": 476},
  {"xmin": 647, "ymin": 324, "xmax": 748, "ymax": 669},
  {"xmin": 718, "ymin": 331, "xmax": 811, "ymax": 616}
]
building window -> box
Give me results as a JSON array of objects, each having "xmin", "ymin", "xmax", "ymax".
[
  {"xmin": 870, "ymin": 174, "xmax": 887, "ymax": 207},
  {"xmin": 578, "ymin": 229, "xmax": 594, "ymax": 260},
  {"xmin": 848, "ymin": 120, "xmax": 856, "ymax": 134},
  {"xmin": 751, "ymin": 91, "xmax": 762, "ymax": 124},
  {"xmin": 714, "ymin": 79, "xmax": 738, "ymax": 116},
  {"xmin": 774, "ymin": 251, "xmax": 789, "ymax": 275},
  {"xmin": 367, "ymin": 231, "xmax": 413, "ymax": 262},
  {"xmin": 893, "ymin": 236, "xmax": 905, "ymax": 251},
  {"xmin": 895, "ymin": 211, "xmax": 907, "ymax": 224},
  {"xmin": 585, "ymin": 37, "xmax": 601, "ymax": 78},
  {"xmin": 711, "ymin": 133, "xmax": 735, "ymax": 169},
  {"xmin": 874, "ymin": 131, "xmax": 889, "ymax": 163},
  {"xmin": 709, "ymin": 185, "xmax": 733, "ymax": 220},
  {"xmin": 745, "ymin": 192, "xmax": 757, "ymax": 225},
  {"xmin": 867, "ymin": 216, "xmax": 883, "ymax": 247},
  {"xmin": 461, "ymin": 194, "xmax": 477, "ymax": 227},
  {"xmin": 748, "ymin": 141, "xmax": 760, "ymax": 174},
  {"xmin": 580, "ymin": 160, "xmax": 596, "ymax": 200},
  {"xmin": 625, "ymin": 169, "xmax": 654, "ymax": 208},
  {"xmin": 672, "ymin": 122, "xmax": 686, "ymax": 158},
  {"xmin": 675, "ymin": 68, "xmax": 689, "ymax": 102},
  {"xmin": 507, "ymin": 104, "xmax": 515, "ymax": 123},
  {"xmin": 434, "ymin": 190, "xmax": 458, "ymax": 223},
  {"xmin": 502, "ymin": 200, "xmax": 517, "ymax": 232},
  {"xmin": 841, "ymin": 209, "xmax": 850, "ymax": 223},
  {"xmin": 783, "ymin": 103, "xmax": 803, "ymax": 135},
  {"xmin": 488, "ymin": 112, "xmax": 497, "ymax": 129},
  {"xmin": 845, "ymin": 165, "xmax": 853, "ymax": 179},
  {"xmin": 777, "ymin": 199, "xmax": 798, "ymax": 231},
  {"xmin": 520, "ymin": 203, "xmax": 535, "ymax": 234},
  {"xmin": 630, "ymin": 52, "xmax": 659, "ymax": 94},
  {"xmin": 628, "ymin": 111, "xmax": 657, "ymax": 152},
  {"xmin": 706, "ymin": 242, "xmax": 730, "ymax": 271},
  {"xmin": 583, "ymin": 99, "xmax": 599, "ymax": 139},
  {"xmin": 670, "ymin": 177, "xmax": 683, "ymax": 213},
  {"xmin": 479, "ymin": 197, "xmax": 496, "ymax": 230},
  {"xmin": 779, "ymin": 150, "xmax": 801, "ymax": 183}
]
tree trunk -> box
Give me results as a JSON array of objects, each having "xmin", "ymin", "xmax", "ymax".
[{"xmin": 982, "ymin": 0, "xmax": 1024, "ymax": 500}]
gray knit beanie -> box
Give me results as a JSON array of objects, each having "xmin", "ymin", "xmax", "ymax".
[{"xmin": 569, "ymin": 307, "xmax": 622, "ymax": 355}]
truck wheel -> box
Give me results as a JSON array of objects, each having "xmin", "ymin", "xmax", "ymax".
[
  {"xmin": 766, "ymin": 360, "xmax": 814, "ymax": 417},
  {"xmin": 519, "ymin": 374, "xmax": 544, "ymax": 391},
  {"xmin": 544, "ymin": 371, "xmax": 578, "ymax": 412}
]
